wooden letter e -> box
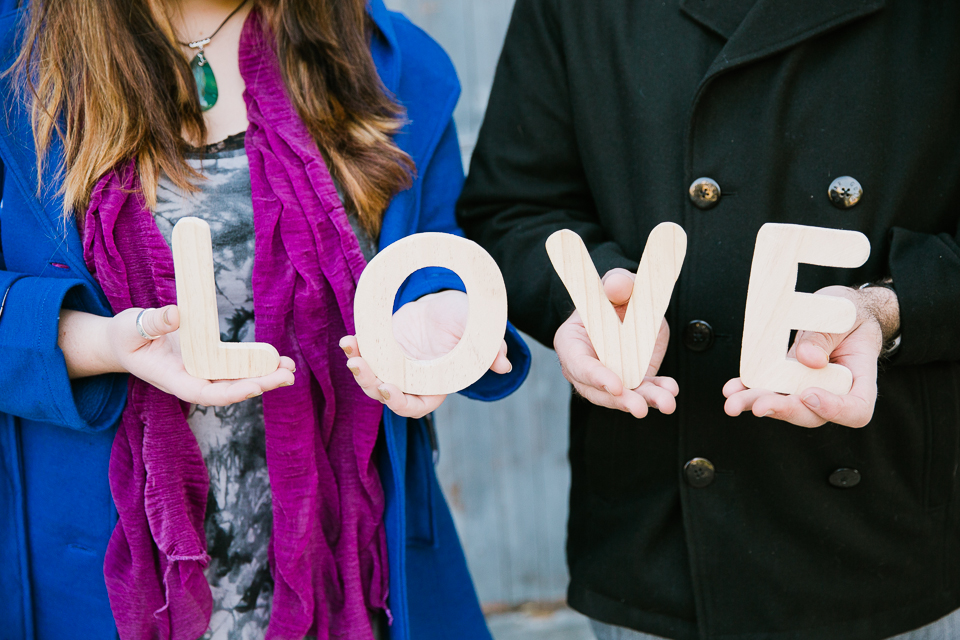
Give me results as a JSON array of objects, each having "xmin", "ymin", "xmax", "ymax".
[{"xmin": 740, "ymin": 223, "xmax": 870, "ymax": 396}]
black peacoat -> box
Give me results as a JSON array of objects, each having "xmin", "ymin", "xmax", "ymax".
[{"xmin": 458, "ymin": 1, "xmax": 960, "ymax": 639}]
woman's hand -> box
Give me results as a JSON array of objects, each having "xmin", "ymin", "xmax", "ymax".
[
  {"xmin": 340, "ymin": 290, "xmax": 512, "ymax": 419},
  {"xmin": 59, "ymin": 306, "xmax": 296, "ymax": 407},
  {"xmin": 553, "ymin": 268, "xmax": 679, "ymax": 418}
]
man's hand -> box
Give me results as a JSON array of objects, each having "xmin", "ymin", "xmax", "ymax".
[
  {"xmin": 341, "ymin": 290, "xmax": 512, "ymax": 419},
  {"xmin": 554, "ymin": 268, "xmax": 678, "ymax": 419},
  {"xmin": 723, "ymin": 284, "xmax": 900, "ymax": 428}
]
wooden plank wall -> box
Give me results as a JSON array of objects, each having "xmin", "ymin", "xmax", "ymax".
[{"xmin": 383, "ymin": 0, "xmax": 574, "ymax": 606}]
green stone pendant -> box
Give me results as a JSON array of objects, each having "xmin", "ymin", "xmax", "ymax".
[{"xmin": 189, "ymin": 50, "xmax": 218, "ymax": 112}]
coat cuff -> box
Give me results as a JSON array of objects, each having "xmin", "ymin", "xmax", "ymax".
[
  {"xmin": 887, "ymin": 227, "xmax": 960, "ymax": 365},
  {"xmin": 0, "ymin": 274, "xmax": 126, "ymax": 431}
]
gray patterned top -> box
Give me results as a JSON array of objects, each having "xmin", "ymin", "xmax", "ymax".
[{"xmin": 153, "ymin": 133, "xmax": 379, "ymax": 640}]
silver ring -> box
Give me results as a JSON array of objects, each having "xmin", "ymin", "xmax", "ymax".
[{"xmin": 136, "ymin": 309, "xmax": 162, "ymax": 340}]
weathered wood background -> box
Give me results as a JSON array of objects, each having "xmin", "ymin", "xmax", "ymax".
[{"xmin": 383, "ymin": 0, "xmax": 574, "ymax": 607}]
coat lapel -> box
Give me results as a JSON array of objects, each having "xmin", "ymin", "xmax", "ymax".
[{"xmin": 682, "ymin": 0, "xmax": 885, "ymax": 81}]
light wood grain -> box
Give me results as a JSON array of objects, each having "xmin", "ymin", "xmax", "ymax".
[
  {"xmin": 353, "ymin": 232, "xmax": 509, "ymax": 395},
  {"xmin": 172, "ymin": 217, "xmax": 280, "ymax": 380},
  {"xmin": 545, "ymin": 223, "xmax": 687, "ymax": 390},
  {"xmin": 740, "ymin": 223, "xmax": 871, "ymax": 396}
]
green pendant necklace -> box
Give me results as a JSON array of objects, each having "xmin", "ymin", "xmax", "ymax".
[{"xmin": 179, "ymin": 0, "xmax": 250, "ymax": 112}]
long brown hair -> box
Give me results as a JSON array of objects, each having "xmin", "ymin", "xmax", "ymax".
[{"xmin": 14, "ymin": 0, "xmax": 414, "ymax": 234}]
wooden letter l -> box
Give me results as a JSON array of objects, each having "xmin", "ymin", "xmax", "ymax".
[{"xmin": 172, "ymin": 217, "xmax": 281, "ymax": 380}]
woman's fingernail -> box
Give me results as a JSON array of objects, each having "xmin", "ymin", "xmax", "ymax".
[
  {"xmin": 280, "ymin": 381, "xmax": 294, "ymax": 387},
  {"xmin": 162, "ymin": 307, "xmax": 170, "ymax": 324},
  {"xmin": 802, "ymin": 394, "xmax": 821, "ymax": 409},
  {"xmin": 378, "ymin": 386, "xmax": 391, "ymax": 401},
  {"xmin": 348, "ymin": 365, "xmax": 360, "ymax": 376},
  {"xmin": 650, "ymin": 401, "xmax": 660, "ymax": 412},
  {"xmin": 341, "ymin": 345, "xmax": 353, "ymax": 357},
  {"xmin": 602, "ymin": 385, "xmax": 611, "ymax": 394},
  {"xmin": 247, "ymin": 391, "xmax": 262, "ymax": 399},
  {"xmin": 764, "ymin": 410, "xmax": 775, "ymax": 417}
]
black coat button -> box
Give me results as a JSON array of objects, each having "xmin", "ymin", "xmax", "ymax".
[
  {"xmin": 683, "ymin": 320, "xmax": 715, "ymax": 352},
  {"xmin": 689, "ymin": 177, "xmax": 721, "ymax": 209},
  {"xmin": 828, "ymin": 468, "xmax": 861, "ymax": 488},
  {"xmin": 828, "ymin": 176, "xmax": 863, "ymax": 209},
  {"xmin": 685, "ymin": 458, "xmax": 715, "ymax": 488}
]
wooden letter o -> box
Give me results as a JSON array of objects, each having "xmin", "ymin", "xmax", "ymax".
[{"xmin": 353, "ymin": 233, "xmax": 509, "ymax": 396}]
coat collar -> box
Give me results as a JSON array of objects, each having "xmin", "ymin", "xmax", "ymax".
[
  {"xmin": 681, "ymin": 0, "xmax": 885, "ymax": 79},
  {"xmin": 367, "ymin": 0, "xmax": 401, "ymax": 95}
]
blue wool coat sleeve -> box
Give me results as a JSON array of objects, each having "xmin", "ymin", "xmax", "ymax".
[
  {"xmin": 0, "ymin": 271, "xmax": 124, "ymax": 432},
  {"xmin": 0, "ymin": 163, "xmax": 126, "ymax": 433},
  {"xmin": 392, "ymin": 121, "xmax": 531, "ymax": 400}
]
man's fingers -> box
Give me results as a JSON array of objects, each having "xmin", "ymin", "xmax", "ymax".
[
  {"xmin": 722, "ymin": 377, "xmax": 749, "ymax": 398},
  {"xmin": 576, "ymin": 383, "xmax": 650, "ymax": 419},
  {"xmin": 645, "ymin": 319, "xmax": 671, "ymax": 377},
  {"xmin": 646, "ymin": 375, "xmax": 680, "ymax": 397},
  {"xmin": 601, "ymin": 268, "xmax": 637, "ymax": 308},
  {"xmin": 139, "ymin": 305, "xmax": 179, "ymax": 339},
  {"xmin": 633, "ymin": 379, "xmax": 678, "ymax": 414},
  {"xmin": 798, "ymin": 366, "xmax": 877, "ymax": 429},
  {"xmin": 723, "ymin": 385, "xmax": 772, "ymax": 417},
  {"xmin": 793, "ymin": 330, "xmax": 839, "ymax": 369},
  {"xmin": 565, "ymin": 353, "xmax": 625, "ymax": 396}
]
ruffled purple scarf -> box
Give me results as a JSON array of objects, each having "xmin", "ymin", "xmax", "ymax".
[{"xmin": 82, "ymin": 12, "xmax": 387, "ymax": 639}]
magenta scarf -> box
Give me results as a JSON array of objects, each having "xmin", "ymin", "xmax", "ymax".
[{"xmin": 82, "ymin": 12, "xmax": 387, "ymax": 639}]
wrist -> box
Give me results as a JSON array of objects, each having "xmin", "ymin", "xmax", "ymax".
[
  {"xmin": 857, "ymin": 279, "xmax": 901, "ymax": 356},
  {"xmin": 59, "ymin": 309, "xmax": 127, "ymax": 378}
]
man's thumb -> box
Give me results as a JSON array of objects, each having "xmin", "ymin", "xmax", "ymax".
[
  {"xmin": 794, "ymin": 330, "xmax": 838, "ymax": 369},
  {"xmin": 601, "ymin": 268, "xmax": 637, "ymax": 307}
]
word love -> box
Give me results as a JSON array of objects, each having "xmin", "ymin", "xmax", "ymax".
[{"xmin": 172, "ymin": 217, "xmax": 869, "ymax": 397}]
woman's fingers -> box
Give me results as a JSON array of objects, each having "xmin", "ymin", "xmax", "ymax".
[
  {"xmin": 345, "ymin": 354, "xmax": 386, "ymax": 400},
  {"xmin": 376, "ymin": 382, "xmax": 446, "ymax": 419},
  {"xmin": 344, "ymin": 353, "xmax": 447, "ymax": 418},
  {"xmin": 138, "ymin": 305, "xmax": 180, "ymax": 340},
  {"xmin": 489, "ymin": 339, "xmax": 512, "ymax": 374},
  {"xmin": 339, "ymin": 335, "xmax": 359, "ymax": 358}
]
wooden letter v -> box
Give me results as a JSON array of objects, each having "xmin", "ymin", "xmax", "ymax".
[{"xmin": 546, "ymin": 223, "xmax": 686, "ymax": 389}]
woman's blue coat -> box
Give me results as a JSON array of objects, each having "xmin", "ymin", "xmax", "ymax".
[{"xmin": 0, "ymin": 2, "xmax": 530, "ymax": 638}]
